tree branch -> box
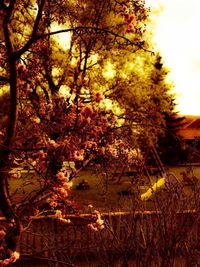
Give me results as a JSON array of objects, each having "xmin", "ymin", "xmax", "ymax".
[
  {"xmin": 38, "ymin": 26, "xmax": 151, "ymax": 51},
  {"xmin": 0, "ymin": 75, "xmax": 9, "ymax": 83},
  {"xmin": 0, "ymin": 1, "xmax": 8, "ymax": 11},
  {"xmin": 0, "ymin": 0, "xmax": 21, "ymax": 251},
  {"xmin": 13, "ymin": 0, "xmax": 45, "ymax": 59},
  {"xmin": 15, "ymin": 25, "xmax": 151, "ymax": 59}
]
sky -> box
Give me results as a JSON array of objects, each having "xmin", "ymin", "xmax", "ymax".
[{"xmin": 145, "ymin": 0, "xmax": 200, "ymax": 115}]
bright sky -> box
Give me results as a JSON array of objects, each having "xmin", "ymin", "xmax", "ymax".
[{"xmin": 145, "ymin": 0, "xmax": 200, "ymax": 115}]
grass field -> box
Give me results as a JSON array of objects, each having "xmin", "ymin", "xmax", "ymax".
[
  {"xmin": 71, "ymin": 165, "xmax": 200, "ymax": 212},
  {"xmin": 8, "ymin": 165, "xmax": 200, "ymax": 213}
]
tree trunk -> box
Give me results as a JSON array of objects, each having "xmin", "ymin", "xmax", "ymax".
[{"xmin": 0, "ymin": 9, "xmax": 21, "ymax": 251}]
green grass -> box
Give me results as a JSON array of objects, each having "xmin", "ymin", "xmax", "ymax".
[
  {"xmin": 8, "ymin": 165, "xmax": 200, "ymax": 213},
  {"xmin": 71, "ymin": 165, "xmax": 200, "ymax": 212}
]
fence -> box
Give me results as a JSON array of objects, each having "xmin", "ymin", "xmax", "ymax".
[{"xmin": 1, "ymin": 210, "xmax": 200, "ymax": 264}]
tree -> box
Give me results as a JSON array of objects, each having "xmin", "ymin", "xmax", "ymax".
[
  {"xmin": 157, "ymin": 113, "xmax": 185, "ymax": 164},
  {"xmin": 0, "ymin": 0, "xmax": 150, "ymax": 263},
  {"xmin": 98, "ymin": 51, "xmax": 175, "ymax": 155}
]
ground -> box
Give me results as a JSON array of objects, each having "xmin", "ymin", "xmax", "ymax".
[
  {"xmin": 8, "ymin": 164, "xmax": 200, "ymax": 214},
  {"xmin": 72, "ymin": 165, "xmax": 200, "ymax": 212}
]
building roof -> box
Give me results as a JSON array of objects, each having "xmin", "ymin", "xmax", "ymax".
[{"xmin": 178, "ymin": 115, "xmax": 200, "ymax": 140}]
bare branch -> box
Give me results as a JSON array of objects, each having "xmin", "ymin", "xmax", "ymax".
[
  {"xmin": 38, "ymin": 26, "xmax": 151, "ymax": 52},
  {"xmin": 0, "ymin": 1, "xmax": 8, "ymax": 11},
  {"xmin": 14, "ymin": 0, "xmax": 46, "ymax": 59},
  {"xmin": 15, "ymin": 25, "xmax": 152, "ymax": 59},
  {"xmin": 0, "ymin": 76, "xmax": 9, "ymax": 83}
]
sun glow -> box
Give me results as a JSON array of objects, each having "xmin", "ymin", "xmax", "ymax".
[
  {"xmin": 102, "ymin": 62, "xmax": 116, "ymax": 80},
  {"xmin": 146, "ymin": 0, "xmax": 200, "ymax": 115},
  {"xmin": 51, "ymin": 22, "xmax": 72, "ymax": 51}
]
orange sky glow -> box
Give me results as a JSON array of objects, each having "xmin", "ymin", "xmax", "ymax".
[{"xmin": 145, "ymin": 0, "xmax": 200, "ymax": 116}]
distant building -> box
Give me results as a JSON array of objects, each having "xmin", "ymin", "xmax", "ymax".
[
  {"xmin": 178, "ymin": 115, "xmax": 200, "ymax": 163},
  {"xmin": 178, "ymin": 115, "xmax": 200, "ymax": 142}
]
